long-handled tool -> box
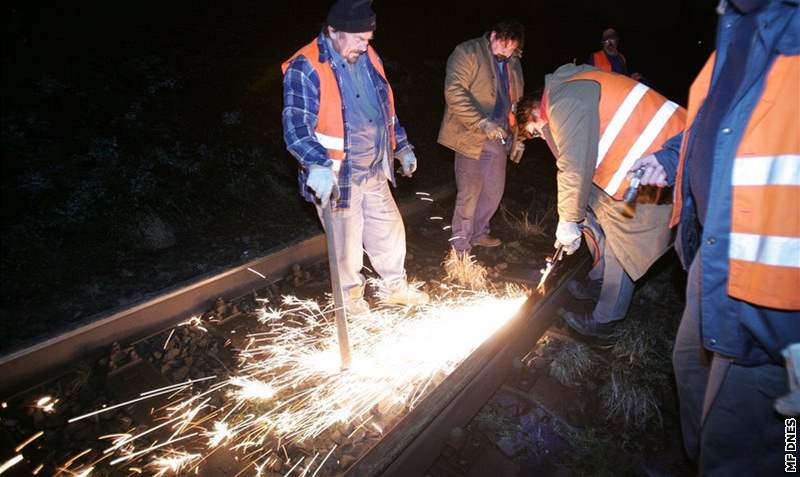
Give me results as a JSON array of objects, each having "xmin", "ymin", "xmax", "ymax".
[
  {"xmin": 321, "ymin": 187, "xmax": 352, "ymax": 370},
  {"xmin": 536, "ymin": 244, "xmax": 565, "ymax": 295}
]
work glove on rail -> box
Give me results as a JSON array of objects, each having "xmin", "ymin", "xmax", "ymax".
[
  {"xmin": 397, "ymin": 149, "xmax": 418, "ymax": 177},
  {"xmin": 306, "ymin": 165, "xmax": 337, "ymax": 209},
  {"xmin": 479, "ymin": 118, "xmax": 506, "ymax": 142},
  {"xmin": 555, "ymin": 220, "xmax": 582, "ymax": 255}
]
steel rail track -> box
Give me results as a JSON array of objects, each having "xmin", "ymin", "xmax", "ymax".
[
  {"xmin": 345, "ymin": 251, "xmax": 590, "ymax": 476},
  {"xmin": 0, "ymin": 187, "xmax": 454, "ymax": 398}
]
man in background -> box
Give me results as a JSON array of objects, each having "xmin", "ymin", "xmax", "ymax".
[
  {"xmin": 438, "ymin": 20, "xmax": 525, "ymax": 253},
  {"xmin": 587, "ymin": 28, "xmax": 629, "ymax": 75}
]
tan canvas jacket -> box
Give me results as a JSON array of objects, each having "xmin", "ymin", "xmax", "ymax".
[{"xmin": 437, "ymin": 35, "xmax": 524, "ymax": 159}]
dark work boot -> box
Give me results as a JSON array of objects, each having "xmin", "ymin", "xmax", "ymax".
[{"xmin": 559, "ymin": 309, "xmax": 617, "ymax": 339}]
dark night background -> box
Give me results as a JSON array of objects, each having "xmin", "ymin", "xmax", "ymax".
[{"xmin": 1, "ymin": 1, "xmax": 717, "ymax": 353}]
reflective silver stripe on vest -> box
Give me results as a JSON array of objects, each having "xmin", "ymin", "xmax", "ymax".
[
  {"xmin": 730, "ymin": 233, "xmax": 800, "ymax": 268},
  {"xmin": 732, "ymin": 154, "xmax": 800, "ymax": 186},
  {"xmin": 315, "ymin": 132, "xmax": 345, "ymax": 151},
  {"xmin": 596, "ymin": 82, "xmax": 649, "ymax": 167},
  {"xmin": 604, "ymin": 100, "xmax": 679, "ymax": 196}
]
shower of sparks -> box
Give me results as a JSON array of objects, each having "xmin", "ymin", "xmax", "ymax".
[
  {"xmin": 148, "ymin": 451, "xmax": 201, "ymax": 477},
  {"xmin": 163, "ymin": 328, "xmax": 176, "ymax": 350},
  {"xmin": 0, "ymin": 455, "xmax": 23, "ymax": 475},
  {"xmin": 178, "ymin": 316, "xmax": 208, "ymax": 333},
  {"xmin": 34, "ymin": 396, "xmax": 58, "ymax": 413},
  {"xmin": 36, "ymin": 286, "xmax": 528, "ymax": 476},
  {"xmin": 247, "ymin": 268, "xmax": 267, "ymax": 279},
  {"xmin": 14, "ymin": 430, "xmax": 44, "ymax": 452},
  {"xmin": 73, "ymin": 467, "xmax": 94, "ymax": 477}
]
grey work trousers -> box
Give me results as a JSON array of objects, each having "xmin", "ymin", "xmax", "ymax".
[
  {"xmin": 672, "ymin": 248, "xmax": 790, "ymax": 476},
  {"xmin": 315, "ymin": 172, "xmax": 407, "ymax": 297},
  {"xmin": 450, "ymin": 139, "xmax": 508, "ymax": 251},
  {"xmin": 583, "ymin": 210, "xmax": 635, "ymax": 323}
]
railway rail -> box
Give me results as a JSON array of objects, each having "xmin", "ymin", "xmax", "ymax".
[{"xmin": 0, "ymin": 188, "xmax": 454, "ymax": 398}]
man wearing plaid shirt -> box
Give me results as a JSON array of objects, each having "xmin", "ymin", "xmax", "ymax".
[{"xmin": 282, "ymin": 0, "xmax": 428, "ymax": 314}]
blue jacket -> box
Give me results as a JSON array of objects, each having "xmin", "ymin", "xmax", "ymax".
[
  {"xmin": 282, "ymin": 34, "xmax": 412, "ymax": 209},
  {"xmin": 656, "ymin": 0, "xmax": 800, "ymax": 365}
]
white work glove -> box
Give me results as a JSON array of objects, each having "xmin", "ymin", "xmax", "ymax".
[
  {"xmin": 306, "ymin": 165, "xmax": 336, "ymax": 209},
  {"xmin": 397, "ymin": 150, "xmax": 418, "ymax": 177},
  {"xmin": 629, "ymin": 154, "xmax": 668, "ymax": 187},
  {"xmin": 479, "ymin": 118, "xmax": 506, "ymax": 142},
  {"xmin": 510, "ymin": 139, "xmax": 525, "ymax": 163},
  {"xmin": 555, "ymin": 220, "xmax": 582, "ymax": 255}
]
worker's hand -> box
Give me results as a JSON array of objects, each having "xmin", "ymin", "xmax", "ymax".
[
  {"xmin": 555, "ymin": 220, "xmax": 582, "ymax": 255},
  {"xmin": 306, "ymin": 165, "xmax": 336, "ymax": 209},
  {"xmin": 397, "ymin": 150, "xmax": 418, "ymax": 177},
  {"xmin": 629, "ymin": 154, "xmax": 667, "ymax": 187},
  {"xmin": 510, "ymin": 139, "xmax": 525, "ymax": 163},
  {"xmin": 479, "ymin": 118, "xmax": 506, "ymax": 142}
]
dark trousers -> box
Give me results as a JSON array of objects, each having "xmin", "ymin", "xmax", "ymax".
[
  {"xmin": 450, "ymin": 139, "xmax": 507, "ymax": 251},
  {"xmin": 673, "ymin": 247, "xmax": 789, "ymax": 476}
]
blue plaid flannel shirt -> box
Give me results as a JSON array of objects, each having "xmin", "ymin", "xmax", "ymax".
[{"xmin": 282, "ymin": 34, "xmax": 412, "ymax": 209}]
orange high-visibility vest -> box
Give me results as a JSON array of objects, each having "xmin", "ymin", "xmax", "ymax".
[
  {"xmin": 592, "ymin": 50, "xmax": 626, "ymax": 74},
  {"xmin": 567, "ymin": 71, "xmax": 687, "ymax": 200},
  {"xmin": 281, "ymin": 38, "xmax": 397, "ymax": 170},
  {"xmin": 672, "ymin": 52, "xmax": 800, "ymax": 310}
]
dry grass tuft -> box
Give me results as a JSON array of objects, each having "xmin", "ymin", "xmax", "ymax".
[
  {"xmin": 549, "ymin": 341, "xmax": 597, "ymax": 387},
  {"xmin": 443, "ymin": 248, "xmax": 488, "ymax": 290},
  {"xmin": 500, "ymin": 205, "xmax": 548, "ymax": 239},
  {"xmin": 600, "ymin": 366, "xmax": 663, "ymax": 430}
]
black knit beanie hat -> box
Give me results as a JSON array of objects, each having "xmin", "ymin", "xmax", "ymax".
[{"xmin": 327, "ymin": 0, "xmax": 376, "ymax": 33}]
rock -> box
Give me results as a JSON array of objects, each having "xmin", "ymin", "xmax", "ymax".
[
  {"xmin": 495, "ymin": 391, "xmax": 518, "ymax": 408},
  {"xmin": 496, "ymin": 435, "xmax": 523, "ymax": 457},
  {"xmin": 119, "ymin": 415, "xmax": 133, "ymax": 429},
  {"xmin": 329, "ymin": 428, "xmax": 345, "ymax": 443},
  {"xmin": 214, "ymin": 298, "xmax": 228, "ymax": 316},
  {"xmin": 449, "ymin": 427, "xmax": 465, "ymax": 447},
  {"xmin": 164, "ymin": 347, "xmax": 180, "ymax": 362},
  {"xmin": 339, "ymin": 454, "xmax": 356, "ymax": 468},
  {"xmin": 136, "ymin": 213, "xmax": 176, "ymax": 250},
  {"xmin": 173, "ymin": 367, "xmax": 189, "ymax": 381}
]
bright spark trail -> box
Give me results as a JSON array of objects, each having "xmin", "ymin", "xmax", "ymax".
[{"xmin": 32, "ymin": 285, "xmax": 529, "ymax": 476}]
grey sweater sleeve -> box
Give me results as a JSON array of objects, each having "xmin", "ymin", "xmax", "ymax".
[{"xmin": 548, "ymin": 81, "xmax": 601, "ymax": 223}]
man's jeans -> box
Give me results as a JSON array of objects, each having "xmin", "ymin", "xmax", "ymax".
[
  {"xmin": 583, "ymin": 211, "xmax": 635, "ymax": 323},
  {"xmin": 673, "ymin": 248, "xmax": 789, "ymax": 475},
  {"xmin": 315, "ymin": 172, "xmax": 406, "ymax": 297},
  {"xmin": 451, "ymin": 139, "xmax": 507, "ymax": 251}
]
